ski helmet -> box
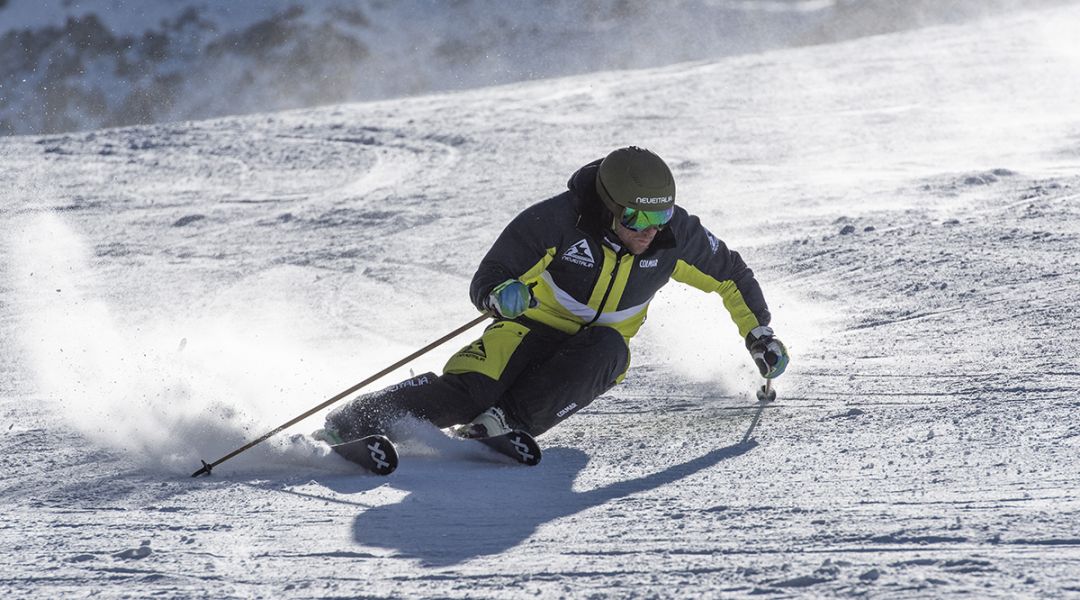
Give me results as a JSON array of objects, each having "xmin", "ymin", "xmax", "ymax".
[{"xmin": 595, "ymin": 146, "xmax": 676, "ymax": 218}]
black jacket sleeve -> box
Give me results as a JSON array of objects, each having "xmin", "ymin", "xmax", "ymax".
[
  {"xmin": 670, "ymin": 211, "xmax": 771, "ymax": 337},
  {"xmin": 470, "ymin": 198, "xmax": 564, "ymax": 311}
]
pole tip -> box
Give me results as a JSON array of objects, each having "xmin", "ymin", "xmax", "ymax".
[
  {"xmin": 191, "ymin": 460, "xmax": 213, "ymax": 478},
  {"xmin": 756, "ymin": 383, "xmax": 777, "ymax": 403}
]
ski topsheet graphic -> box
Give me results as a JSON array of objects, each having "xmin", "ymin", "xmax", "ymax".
[
  {"xmin": 331, "ymin": 434, "xmax": 399, "ymax": 475},
  {"xmin": 472, "ymin": 429, "xmax": 542, "ymax": 466}
]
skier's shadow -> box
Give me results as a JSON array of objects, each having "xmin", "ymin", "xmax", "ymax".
[{"xmin": 347, "ymin": 437, "xmax": 758, "ymax": 567}]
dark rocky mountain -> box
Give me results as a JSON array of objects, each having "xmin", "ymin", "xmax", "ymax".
[{"xmin": 0, "ymin": 0, "xmax": 1067, "ymax": 136}]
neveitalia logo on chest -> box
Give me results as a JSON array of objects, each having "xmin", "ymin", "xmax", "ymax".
[{"xmin": 561, "ymin": 239, "xmax": 595, "ymax": 267}]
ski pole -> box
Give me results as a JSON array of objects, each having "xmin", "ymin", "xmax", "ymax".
[
  {"xmin": 740, "ymin": 379, "xmax": 776, "ymax": 446},
  {"xmin": 191, "ymin": 311, "xmax": 492, "ymax": 477}
]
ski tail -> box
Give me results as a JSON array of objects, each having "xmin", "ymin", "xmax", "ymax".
[
  {"xmin": 476, "ymin": 429, "xmax": 542, "ymax": 466},
  {"xmin": 330, "ymin": 434, "xmax": 399, "ymax": 475}
]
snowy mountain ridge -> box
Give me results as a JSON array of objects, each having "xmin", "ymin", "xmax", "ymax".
[{"xmin": 0, "ymin": 0, "xmax": 1071, "ymax": 136}]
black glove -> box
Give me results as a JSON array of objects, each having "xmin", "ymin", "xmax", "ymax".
[{"xmin": 745, "ymin": 326, "xmax": 789, "ymax": 379}]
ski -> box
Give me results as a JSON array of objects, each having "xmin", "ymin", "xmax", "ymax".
[
  {"xmin": 330, "ymin": 434, "xmax": 398, "ymax": 476},
  {"xmin": 471, "ymin": 429, "xmax": 542, "ymax": 466},
  {"xmin": 325, "ymin": 430, "xmax": 538, "ymax": 472}
]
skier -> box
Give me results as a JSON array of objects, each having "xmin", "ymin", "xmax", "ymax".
[{"xmin": 317, "ymin": 146, "xmax": 788, "ymax": 445}]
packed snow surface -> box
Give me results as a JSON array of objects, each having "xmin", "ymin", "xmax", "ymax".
[{"xmin": 2, "ymin": 4, "xmax": 1080, "ymax": 598}]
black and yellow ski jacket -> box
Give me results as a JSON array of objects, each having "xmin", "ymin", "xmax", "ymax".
[{"xmin": 470, "ymin": 158, "xmax": 771, "ymax": 343}]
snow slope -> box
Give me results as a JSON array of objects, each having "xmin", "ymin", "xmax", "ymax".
[{"xmin": 2, "ymin": 3, "xmax": 1080, "ymax": 598}]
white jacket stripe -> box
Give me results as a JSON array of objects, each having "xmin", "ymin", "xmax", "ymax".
[{"xmin": 541, "ymin": 271, "xmax": 652, "ymax": 325}]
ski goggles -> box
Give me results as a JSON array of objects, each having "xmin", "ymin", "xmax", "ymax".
[{"xmin": 619, "ymin": 205, "xmax": 674, "ymax": 232}]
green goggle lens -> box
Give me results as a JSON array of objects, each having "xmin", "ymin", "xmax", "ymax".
[{"xmin": 620, "ymin": 206, "xmax": 674, "ymax": 231}]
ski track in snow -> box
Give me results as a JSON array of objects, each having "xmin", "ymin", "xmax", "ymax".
[{"xmin": 2, "ymin": 5, "xmax": 1080, "ymax": 598}]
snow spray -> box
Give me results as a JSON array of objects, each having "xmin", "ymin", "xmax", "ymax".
[
  {"xmin": 4, "ymin": 212, "xmax": 383, "ymax": 475},
  {"xmin": 641, "ymin": 281, "xmax": 831, "ymax": 395}
]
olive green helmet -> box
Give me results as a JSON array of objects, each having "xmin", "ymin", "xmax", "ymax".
[{"xmin": 595, "ymin": 146, "xmax": 676, "ymax": 217}]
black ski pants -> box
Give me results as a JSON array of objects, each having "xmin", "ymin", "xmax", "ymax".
[{"xmin": 326, "ymin": 318, "xmax": 629, "ymax": 439}]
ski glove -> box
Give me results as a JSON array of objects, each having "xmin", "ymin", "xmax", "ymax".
[
  {"xmin": 746, "ymin": 325, "xmax": 789, "ymax": 379},
  {"xmin": 485, "ymin": 279, "xmax": 537, "ymax": 319}
]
